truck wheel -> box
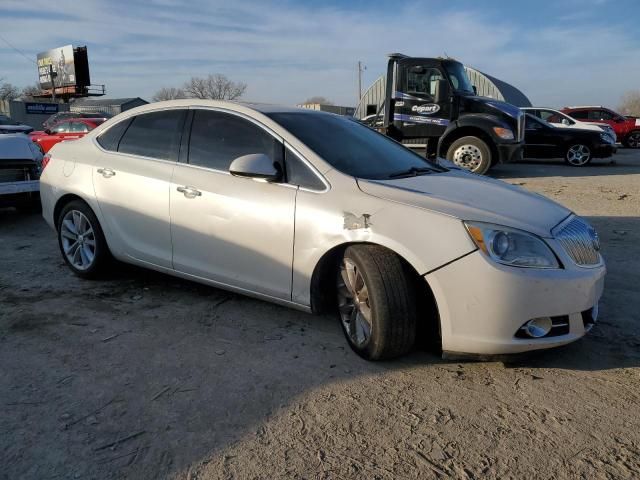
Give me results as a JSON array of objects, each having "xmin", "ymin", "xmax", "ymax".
[
  {"xmin": 336, "ymin": 245, "xmax": 416, "ymax": 360},
  {"xmin": 623, "ymin": 131, "xmax": 640, "ymax": 148},
  {"xmin": 565, "ymin": 144, "xmax": 592, "ymax": 166},
  {"xmin": 446, "ymin": 136, "xmax": 492, "ymax": 175}
]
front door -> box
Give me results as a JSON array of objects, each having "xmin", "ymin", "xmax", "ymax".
[
  {"xmin": 93, "ymin": 109, "xmax": 186, "ymax": 268},
  {"xmin": 393, "ymin": 64, "xmax": 452, "ymax": 139},
  {"xmin": 524, "ymin": 115, "xmax": 556, "ymax": 158},
  {"xmin": 170, "ymin": 109, "xmax": 296, "ymax": 300}
]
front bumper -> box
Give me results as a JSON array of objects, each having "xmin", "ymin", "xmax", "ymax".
[
  {"xmin": 426, "ymin": 250, "xmax": 605, "ymax": 355},
  {"xmin": 496, "ymin": 142, "xmax": 523, "ymax": 164},
  {"xmin": 593, "ymin": 143, "xmax": 616, "ymax": 158}
]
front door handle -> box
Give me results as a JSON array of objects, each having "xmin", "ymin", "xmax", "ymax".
[
  {"xmin": 177, "ymin": 185, "xmax": 202, "ymax": 198},
  {"xmin": 97, "ymin": 168, "xmax": 116, "ymax": 178}
]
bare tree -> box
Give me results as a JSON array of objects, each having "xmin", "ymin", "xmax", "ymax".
[
  {"xmin": 20, "ymin": 84, "xmax": 43, "ymax": 99},
  {"xmin": 301, "ymin": 96, "xmax": 333, "ymax": 105},
  {"xmin": 618, "ymin": 90, "xmax": 640, "ymax": 117},
  {"xmin": 0, "ymin": 82, "xmax": 20, "ymax": 101},
  {"xmin": 182, "ymin": 74, "xmax": 247, "ymax": 100},
  {"xmin": 152, "ymin": 87, "xmax": 187, "ymax": 102}
]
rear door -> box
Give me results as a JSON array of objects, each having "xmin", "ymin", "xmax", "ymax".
[
  {"xmin": 93, "ymin": 109, "xmax": 186, "ymax": 267},
  {"xmin": 170, "ymin": 108, "xmax": 296, "ymax": 299}
]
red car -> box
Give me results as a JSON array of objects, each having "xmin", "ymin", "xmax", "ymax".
[
  {"xmin": 561, "ymin": 106, "xmax": 640, "ymax": 148},
  {"xmin": 29, "ymin": 118, "xmax": 104, "ymax": 153}
]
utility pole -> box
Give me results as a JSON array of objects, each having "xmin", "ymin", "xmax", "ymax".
[{"xmin": 357, "ymin": 61, "xmax": 366, "ymax": 100}]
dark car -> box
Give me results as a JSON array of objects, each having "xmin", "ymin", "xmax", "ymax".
[
  {"xmin": 0, "ymin": 134, "xmax": 43, "ymax": 211},
  {"xmin": 42, "ymin": 111, "xmax": 112, "ymax": 129},
  {"xmin": 524, "ymin": 114, "xmax": 616, "ymax": 166},
  {"xmin": 0, "ymin": 114, "xmax": 34, "ymax": 134}
]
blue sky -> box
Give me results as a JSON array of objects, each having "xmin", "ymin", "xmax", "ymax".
[{"xmin": 1, "ymin": 0, "xmax": 639, "ymax": 108}]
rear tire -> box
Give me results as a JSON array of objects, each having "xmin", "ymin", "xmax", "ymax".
[
  {"xmin": 623, "ymin": 130, "xmax": 640, "ymax": 148},
  {"xmin": 57, "ymin": 200, "xmax": 111, "ymax": 279},
  {"xmin": 336, "ymin": 245, "xmax": 417, "ymax": 360},
  {"xmin": 564, "ymin": 144, "xmax": 592, "ymax": 166},
  {"xmin": 446, "ymin": 136, "xmax": 492, "ymax": 175}
]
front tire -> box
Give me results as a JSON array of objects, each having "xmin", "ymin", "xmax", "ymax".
[
  {"xmin": 623, "ymin": 130, "xmax": 640, "ymax": 148},
  {"xmin": 337, "ymin": 245, "xmax": 417, "ymax": 360},
  {"xmin": 565, "ymin": 144, "xmax": 592, "ymax": 166},
  {"xmin": 446, "ymin": 136, "xmax": 492, "ymax": 175},
  {"xmin": 57, "ymin": 200, "xmax": 111, "ymax": 278}
]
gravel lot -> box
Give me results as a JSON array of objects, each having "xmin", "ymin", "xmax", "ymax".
[{"xmin": 1, "ymin": 150, "xmax": 639, "ymax": 479}]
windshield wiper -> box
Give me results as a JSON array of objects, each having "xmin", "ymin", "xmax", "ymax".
[{"xmin": 387, "ymin": 166, "xmax": 434, "ymax": 179}]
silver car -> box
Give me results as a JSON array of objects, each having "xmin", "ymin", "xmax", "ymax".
[{"xmin": 40, "ymin": 101, "xmax": 605, "ymax": 360}]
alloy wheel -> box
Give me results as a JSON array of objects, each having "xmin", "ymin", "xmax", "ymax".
[
  {"xmin": 60, "ymin": 210, "xmax": 97, "ymax": 270},
  {"xmin": 452, "ymin": 144, "xmax": 483, "ymax": 171},
  {"xmin": 628, "ymin": 132, "xmax": 640, "ymax": 148},
  {"xmin": 566, "ymin": 144, "xmax": 591, "ymax": 166},
  {"xmin": 337, "ymin": 259, "xmax": 372, "ymax": 347}
]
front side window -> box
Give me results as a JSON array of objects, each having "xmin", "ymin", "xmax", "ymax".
[
  {"xmin": 70, "ymin": 122, "xmax": 89, "ymax": 133},
  {"xmin": 188, "ymin": 110, "xmax": 280, "ymax": 171},
  {"xmin": 52, "ymin": 122, "xmax": 71, "ymax": 133},
  {"xmin": 285, "ymin": 147, "xmax": 325, "ymax": 191},
  {"xmin": 267, "ymin": 112, "xmax": 443, "ymax": 180},
  {"xmin": 443, "ymin": 62, "xmax": 474, "ymax": 93},
  {"xmin": 406, "ymin": 67, "xmax": 444, "ymax": 98},
  {"xmin": 118, "ymin": 110, "xmax": 186, "ymax": 161},
  {"xmin": 569, "ymin": 110, "xmax": 589, "ymax": 120}
]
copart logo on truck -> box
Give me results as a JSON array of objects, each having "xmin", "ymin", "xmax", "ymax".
[{"xmin": 412, "ymin": 104, "xmax": 440, "ymax": 115}]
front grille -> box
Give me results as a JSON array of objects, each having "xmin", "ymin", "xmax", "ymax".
[
  {"xmin": 517, "ymin": 112, "xmax": 525, "ymax": 141},
  {"xmin": 0, "ymin": 167, "xmax": 30, "ymax": 183},
  {"xmin": 555, "ymin": 216, "xmax": 601, "ymax": 266}
]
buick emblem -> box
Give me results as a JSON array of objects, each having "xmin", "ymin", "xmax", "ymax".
[{"xmin": 588, "ymin": 226, "xmax": 600, "ymax": 251}]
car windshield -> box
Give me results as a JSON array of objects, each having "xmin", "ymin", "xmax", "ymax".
[
  {"xmin": 266, "ymin": 112, "xmax": 445, "ymax": 180},
  {"xmin": 0, "ymin": 115, "xmax": 15, "ymax": 125},
  {"xmin": 444, "ymin": 62, "xmax": 474, "ymax": 94}
]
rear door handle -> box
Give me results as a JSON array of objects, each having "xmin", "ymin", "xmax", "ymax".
[
  {"xmin": 177, "ymin": 185, "xmax": 202, "ymax": 198},
  {"xmin": 97, "ymin": 168, "xmax": 116, "ymax": 178}
]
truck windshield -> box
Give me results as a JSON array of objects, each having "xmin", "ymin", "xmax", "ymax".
[
  {"xmin": 267, "ymin": 112, "xmax": 445, "ymax": 180},
  {"xmin": 444, "ymin": 63, "xmax": 474, "ymax": 94}
]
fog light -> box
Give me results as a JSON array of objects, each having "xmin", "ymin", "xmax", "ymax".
[{"xmin": 523, "ymin": 317, "xmax": 553, "ymax": 338}]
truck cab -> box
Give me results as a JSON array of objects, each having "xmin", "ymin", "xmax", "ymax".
[{"xmin": 363, "ymin": 54, "xmax": 525, "ymax": 175}]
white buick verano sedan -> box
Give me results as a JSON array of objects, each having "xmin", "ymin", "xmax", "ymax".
[{"xmin": 40, "ymin": 100, "xmax": 605, "ymax": 360}]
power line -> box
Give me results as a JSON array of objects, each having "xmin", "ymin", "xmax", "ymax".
[{"xmin": 0, "ymin": 33, "xmax": 37, "ymax": 65}]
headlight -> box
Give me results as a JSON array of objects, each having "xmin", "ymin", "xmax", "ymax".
[
  {"xmin": 493, "ymin": 127, "xmax": 514, "ymax": 140},
  {"xmin": 464, "ymin": 221, "xmax": 560, "ymax": 269},
  {"xmin": 600, "ymin": 133, "xmax": 612, "ymax": 144}
]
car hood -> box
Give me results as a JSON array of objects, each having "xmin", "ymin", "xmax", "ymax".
[
  {"xmin": 357, "ymin": 169, "xmax": 571, "ymax": 238},
  {"xmin": 0, "ymin": 124, "xmax": 33, "ymax": 132}
]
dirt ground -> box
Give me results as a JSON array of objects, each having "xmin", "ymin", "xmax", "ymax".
[{"xmin": 1, "ymin": 150, "xmax": 639, "ymax": 480}]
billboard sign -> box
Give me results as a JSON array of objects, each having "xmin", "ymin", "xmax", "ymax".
[{"xmin": 37, "ymin": 45, "xmax": 76, "ymax": 89}]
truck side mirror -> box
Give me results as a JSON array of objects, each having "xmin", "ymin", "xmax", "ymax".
[
  {"xmin": 472, "ymin": 85, "xmax": 478, "ymax": 95},
  {"xmin": 434, "ymin": 79, "xmax": 450, "ymax": 103}
]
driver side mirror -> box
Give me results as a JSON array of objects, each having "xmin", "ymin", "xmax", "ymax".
[
  {"xmin": 472, "ymin": 85, "xmax": 478, "ymax": 95},
  {"xmin": 229, "ymin": 153, "xmax": 281, "ymax": 182},
  {"xmin": 44, "ymin": 128, "xmax": 52, "ymax": 134},
  {"xmin": 434, "ymin": 79, "xmax": 450, "ymax": 104},
  {"xmin": 561, "ymin": 118, "xmax": 571, "ymax": 126}
]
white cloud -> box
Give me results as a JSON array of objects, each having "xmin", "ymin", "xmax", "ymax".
[{"xmin": 0, "ymin": 0, "xmax": 637, "ymax": 109}]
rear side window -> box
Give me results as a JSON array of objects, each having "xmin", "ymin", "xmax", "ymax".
[
  {"xmin": 118, "ymin": 110, "xmax": 186, "ymax": 161},
  {"xmin": 96, "ymin": 118, "xmax": 132, "ymax": 151},
  {"xmin": 188, "ymin": 110, "xmax": 281, "ymax": 171},
  {"xmin": 285, "ymin": 148, "xmax": 325, "ymax": 191}
]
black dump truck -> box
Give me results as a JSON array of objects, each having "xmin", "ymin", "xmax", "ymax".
[{"xmin": 356, "ymin": 54, "xmax": 525, "ymax": 175}]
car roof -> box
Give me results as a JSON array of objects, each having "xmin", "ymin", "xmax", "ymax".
[
  {"xmin": 563, "ymin": 106, "xmax": 604, "ymax": 109},
  {"xmin": 0, "ymin": 134, "xmax": 39, "ymax": 159},
  {"xmin": 119, "ymin": 99, "xmax": 321, "ymax": 116}
]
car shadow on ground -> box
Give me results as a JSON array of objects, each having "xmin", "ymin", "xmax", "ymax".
[
  {"xmin": 491, "ymin": 149, "xmax": 640, "ymax": 179},
  {"xmin": 1, "ymin": 207, "xmax": 639, "ymax": 478}
]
